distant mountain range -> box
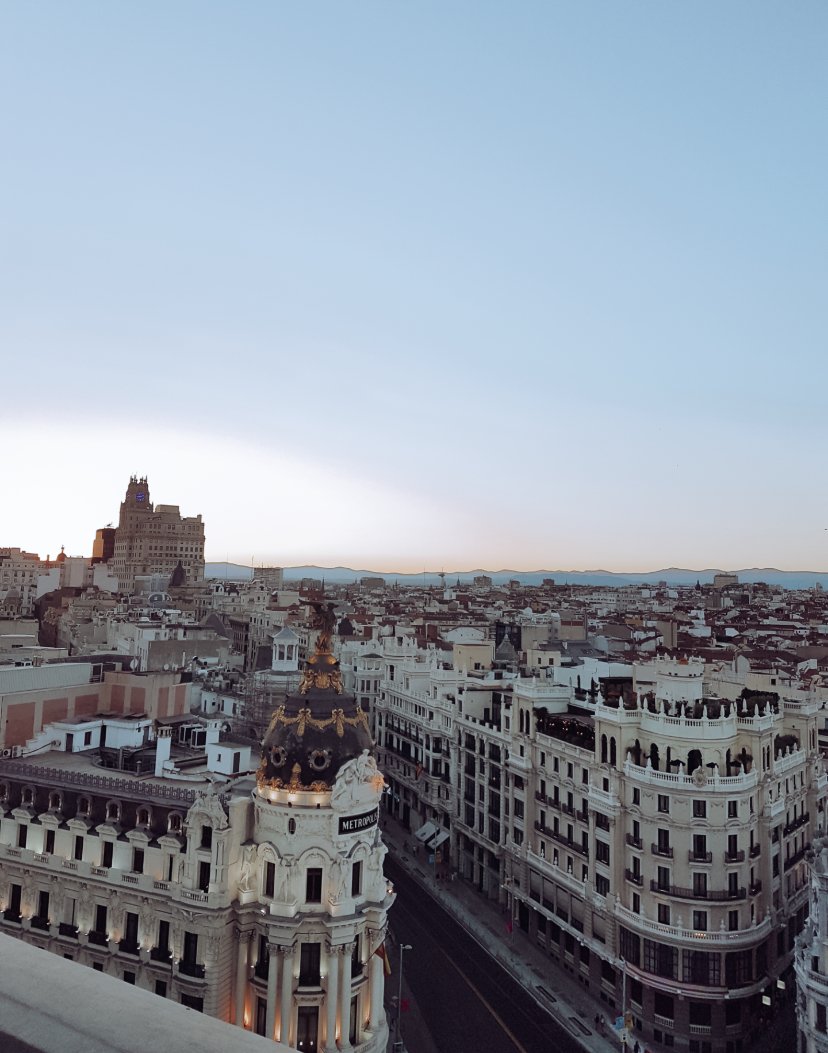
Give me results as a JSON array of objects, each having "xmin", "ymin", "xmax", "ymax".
[{"xmin": 205, "ymin": 563, "xmax": 828, "ymax": 590}]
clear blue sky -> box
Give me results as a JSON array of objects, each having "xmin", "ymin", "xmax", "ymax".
[{"xmin": 2, "ymin": 2, "xmax": 826, "ymax": 571}]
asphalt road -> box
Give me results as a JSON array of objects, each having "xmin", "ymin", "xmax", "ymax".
[{"xmin": 386, "ymin": 859, "xmax": 586, "ymax": 1053}]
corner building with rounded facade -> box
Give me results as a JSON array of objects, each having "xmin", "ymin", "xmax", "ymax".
[{"xmin": 505, "ymin": 658, "xmax": 826, "ymax": 1053}]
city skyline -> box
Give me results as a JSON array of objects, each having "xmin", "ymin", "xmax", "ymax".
[{"xmin": 3, "ymin": 3, "xmax": 827, "ymax": 571}]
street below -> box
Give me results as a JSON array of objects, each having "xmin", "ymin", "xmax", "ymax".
[{"xmin": 386, "ymin": 858, "xmax": 587, "ymax": 1053}]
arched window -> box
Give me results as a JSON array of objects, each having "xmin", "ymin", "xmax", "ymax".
[
  {"xmin": 77, "ymin": 796, "xmax": 90, "ymax": 816},
  {"xmin": 168, "ymin": 813, "xmax": 182, "ymax": 834},
  {"xmin": 49, "ymin": 792, "xmax": 61, "ymax": 811},
  {"xmin": 601, "ymin": 734, "xmax": 608, "ymax": 764},
  {"xmin": 137, "ymin": 807, "xmax": 150, "ymax": 827},
  {"xmin": 610, "ymin": 738, "xmax": 617, "ymax": 767},
  {"xmin": 687, "ymin": 749, "xmax": 702, "ymax": 776},
  {"xmin": 106, "ymin": 801, "xmax": 120, "ymax": 821}
]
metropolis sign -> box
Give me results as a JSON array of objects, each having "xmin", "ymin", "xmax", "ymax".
[{"xmin": 338, "ymin": 807, "xmax": 379, "ymax": 835}]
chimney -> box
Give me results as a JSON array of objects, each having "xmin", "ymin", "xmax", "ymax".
[
  {"xmin": 205, "ymin": 720, "xmax": 221, "ymax": 747},
  {"xmin": 155, "ymin": 725, "xmax": 173, "ymax": 777}
]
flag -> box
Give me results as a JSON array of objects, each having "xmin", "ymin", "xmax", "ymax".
[{"xmin": 373, "ymin": 942, "xmax": 392, "ymax": 976}]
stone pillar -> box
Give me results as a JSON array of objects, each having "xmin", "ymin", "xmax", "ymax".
[
  {"xmin": 234, "ymin": 930, "xmax": 253, "ymax": 1027},
  {"xmin": 338, "ymin": 942, "xmax": 354, "ymax": 1049},
  {"xmin": 278, "ymin": 944, "xmax": 294, "ymax": 1046},
  {"xmin": 325, "ymin": 943, "xmax": 340, "ymax": 1052},
  {"xmin": 266, "ymin": 943, "xmax": 280, "ymax": 1041},
  {"xmin": 368, "ymin": 949, "xmax": 384, "ymax": 1031}
]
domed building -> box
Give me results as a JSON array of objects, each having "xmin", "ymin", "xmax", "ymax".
[{"xmin": 238, "ymin": 602, "xmax": 395, "ymax": 1050}]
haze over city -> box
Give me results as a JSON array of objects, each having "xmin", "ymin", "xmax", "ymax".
[{"xmin": 3, "ymin": 2, "xmax": 826, "ymax": 571}]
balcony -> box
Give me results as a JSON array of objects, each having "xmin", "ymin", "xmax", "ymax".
[
  {"xmin": 649, "ymin": 880, "xmax": 746, "ymax": 901},
  {"xmin": 118, "ymin": 939, "xmax": 140, "ymax": 956},
  {"xmin": 30, "ymin": 916, "xmax": 50, "ymax": 931},
  {"xmin": 688, "ymin": 850, "xmax": 713, "ymax": 863},
  {"xmin": 88, "ymin": 930, "xmax": 108, "ymax": 946},
  {"xmin": 784, "ymin": 813, "xmax": 810, "ymax": 837},
  {"xmin": 725, "ymin": 850, "xmax": 745, "ymax": 864},
  {"xmin": 2, "ymin": 909, "xmax": 21, "ymax": 924},
  {"xmin": 749, "ymin": 844, "xmax": 761, "ymax": 859},
  {"xmin": 58, "ymin": 923, "xmax": 79, "ymax": 939},
  {"xmin": 625, "ymin": 868, "xmax": 643, "ymax": 887},
  {"xmin": 150, "ymin": 946, "xmax": 173, "ymax": 963},
  {"xmin": 178, "ymin": 960, "xmax": 206, "ymax": 979},
  {"xmin": 651, "ymin": 843, "xmax": 674, "ymax": 859},
  {"xmin": 785, "ymin": 846, "xmax": 809, "ymax": 871},
  {"xmin": 626, "ymin": 834, "xmax": 643, "ymax": 850},
  {"xmin": 749, "ymin": 881, "xmax": 763, "ymax": 896}
]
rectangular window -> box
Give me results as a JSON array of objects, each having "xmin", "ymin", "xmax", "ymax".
[
  {"xmin": 198, "ymin": 860, "xmax": 210, "ymax": 892},
  {"xmin": 658, "ymin": 903, "xmax": 671, "ymax": 925},
  {"xmin": 657, "ymin": 795, "xmax": 669, "ymax": 814},
  {"xmin": 595, "ymin": 874, "xmax": 610, "ymax": 896},
  {"xmin": 657, "ymin": 866, "xmax": 670, "ymax": 891},
  {"xmin": 102, "ymin": 841, "xmax": 114, "ymax": 868},
  {"xmin": 692, "ymin": 910, "xmax": 707, "ymax": 931},
  {"xmin": 299, "ymin": 942, "xmax": 321, "ymax": 986},
  {"xmin": 728, "ymin": 800, "xmax": 738, "ymax": 818},
  {"xmin": 595, "ymin": 840, "xmax": 610, "ymax": 864},
  {"xmin": 264, "ymin": 861, "xmax": 275, "ymax": 899},
  {"xmin": 45, "ymin": 829, "xmax": 56, "ymax": 854},
  {"xmin": 17, "ymin": 824, "xmax": 27, "ymax": 849},
  {"xmin": 351, "ymin": 860, "xmax": 362, "ymax": 897},
  {"xmin": 633, "ymin": 788, "xmax": 640, "ymax": 806},
  {"xmin": 693, "ymin": 800, "xmax": 707, "ymax": 819},
  {"xmin": 693, "ymin": 872, "xmax": 708, "ymax": 897},
  {"xmin": 306, "ymin": 868, "xmax": 323, "ymax": 903},
  {"xmin": 133, "ymin": 848, "xmax": 144, "ymax": 874}
]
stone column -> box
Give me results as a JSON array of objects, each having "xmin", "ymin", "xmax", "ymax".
[
  {"xmin": 278, "ymin": 944, "xmax": 295, "ymax": 1046},
  {"xmin": 338, "ymin": 942, "xmax": 354, "ymax": 1049},
  {"xmin": 267, "ymin": 943, "xmax": 280, "ymax": 1040},
  {"xmin": 325, "ymin": 943, "xmax": 340, "ymax": 1052},
  {"xmin": 234, "ymin": 930, "xmax": 253, "ymax": 1027},
  {"xmin": 368, "ymin": 949, "xmax": 384, "ymax": 1031}
]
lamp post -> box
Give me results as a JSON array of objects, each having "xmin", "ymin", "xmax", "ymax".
[{"xmin": 395, "ymin": 943, "xmax": 412, "ymax": 1052}]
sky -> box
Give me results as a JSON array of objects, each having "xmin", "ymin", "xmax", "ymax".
[{"xmin": 2, "ymin": 2, "xmax": 827, "ymax": 573}]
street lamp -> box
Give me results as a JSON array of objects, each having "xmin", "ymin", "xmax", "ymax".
[{"xmin": 395, "ymin": 944, "xmax": 413, "ymax": 1052}]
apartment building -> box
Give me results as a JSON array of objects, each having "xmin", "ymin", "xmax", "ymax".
[
  {"xmin": 365, "ymin": 632, "xmax": 827, "ymax": 1053},
  {"xmin": 505, "ymin": 657, "xmax": 825, "ymax": 1053}
]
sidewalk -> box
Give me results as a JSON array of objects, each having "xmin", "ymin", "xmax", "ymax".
[{"xmin": 381, "ymin": 815, "xmax": 627, "ymax": 1053}]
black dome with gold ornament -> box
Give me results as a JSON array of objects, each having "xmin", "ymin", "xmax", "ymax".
[{"xmin": 257, "ymin": 602, "xmax": 373, "ymax": 793}]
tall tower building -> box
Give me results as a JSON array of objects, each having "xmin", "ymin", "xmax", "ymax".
[
  {"xmin": 111, "ymin": 476, "xmax": 205, "ymax": 592},
  {"xmin": 250, "ymin": 602, "xmax": 393, "ymax": 1050}
]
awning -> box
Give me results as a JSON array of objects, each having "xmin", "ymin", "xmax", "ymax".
[
  {"xmin": 428, "ymin": 829, "xmax": 450, "ymax": 850},
  {"xmin": 414, "ymin": 821, "xmax": 437, "ymax": 843}
]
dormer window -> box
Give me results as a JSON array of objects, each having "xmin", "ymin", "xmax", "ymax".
[
  {"xmin": 49, "ymin": 792, "xmax": 62, "ymax": 812},
  {"xmin": 136, "ymin": 807, "xmax": 150, "ymax": 827},
  {"xmin": 106, "ymin": 801, "xmax": 120, "ymax": 822},
  {"xmin": 22, "ymin": 788, "xmax": 33, "ymax": 806},
  {"xmin": 200, "ymin": 825, "xmax": 213, "ymax": 850},
  {"xmin": 168, "ymin": 813, "xmax": 182, "ymax": 834},
  {"xmin": 77, "ymin": 796, "xmax": 91, "ymax": 816}
]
